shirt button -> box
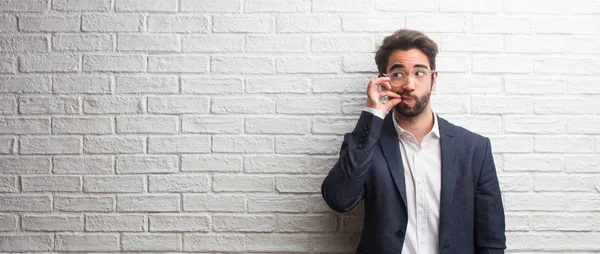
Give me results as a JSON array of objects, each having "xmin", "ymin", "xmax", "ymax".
[{"xmin": 395, "ymin": 230, "xmax": 404, "ymax": 238}]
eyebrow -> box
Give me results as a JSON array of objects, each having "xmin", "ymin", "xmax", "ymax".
[{"xmin": 388, "ymin": 63, "xmax": 430, "ymax": 71}]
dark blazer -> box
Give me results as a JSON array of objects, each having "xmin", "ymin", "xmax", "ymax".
[{"xmin": 322, "ymin": 111, "xmax": 506, "ymax": 254}]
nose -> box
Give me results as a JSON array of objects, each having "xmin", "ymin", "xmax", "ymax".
[{"xmin": 401, "ymin": 75, "xmax": 416, "ymax": 92}]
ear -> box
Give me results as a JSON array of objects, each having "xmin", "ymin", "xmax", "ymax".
[{"xmin": 431, "ymin": 71, "xmax": 438, "ymax": 91}]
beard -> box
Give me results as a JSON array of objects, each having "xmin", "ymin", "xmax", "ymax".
[{"xmin": 393, "ymin": 89, "xmax": 431, "ymax": 118}]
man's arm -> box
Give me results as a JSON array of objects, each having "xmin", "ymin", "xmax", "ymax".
[{"xmin": 474, "ymin": 138, "xmax": 506, "ymax": 253}]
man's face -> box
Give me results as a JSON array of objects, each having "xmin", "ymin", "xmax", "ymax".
[{"xmin": 385, "ymin": 48, "xmax": 437, "ymax": 118}]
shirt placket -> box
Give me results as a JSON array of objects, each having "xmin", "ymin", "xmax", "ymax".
[{"xmin": 414, "ymin": 139, "xmax": 427, "ymax": 252}]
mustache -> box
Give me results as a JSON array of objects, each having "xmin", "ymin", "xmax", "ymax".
[{"xmin": 395, "ymin": 92, "xmax": 417, "ymax": 100}]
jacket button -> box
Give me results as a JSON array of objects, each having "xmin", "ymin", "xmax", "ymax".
[
  {"xmin": 395, "ymin": 230, "xmax": 403, "ymax": 238},
  {"xmin": 358, "ymin": 143, "xmax": 364, "ymax": 149},
  {"xmin": 359, "ymin": 137, "xmax": 366, "ymax": 143}
]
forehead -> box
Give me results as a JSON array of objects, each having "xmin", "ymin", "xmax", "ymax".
[{"xmin": 387, "ymin": 48, "xmax": 430, "ymax": 70}]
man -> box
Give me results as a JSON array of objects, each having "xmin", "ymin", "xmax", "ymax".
[{"xmin": 321, "ymin": 29, "xmax": 506, "ymax": 254}]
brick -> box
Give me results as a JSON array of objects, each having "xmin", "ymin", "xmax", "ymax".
[
  {"xmin": 83, "ymin": 54, "xmax": 145, "ymax": 72},
  {"xmin": 536, "ymin": 16, "xmax": 600, "ymax": 34},
  {"xmin": 504, "ymin": 155, "xmax": 564, "ymax": 172},
  {"xmin": 212, "ymin": 96, "xmax": 275, "ymax": 114},
  {"xmin": 213, "ymin": 215, "xmax": 274, "ymax": 232},
  {"xmin": 148, "ymin": 96, "xmax": 209, "ymax": 114},
  {"xmin": 183, "ymin": 35, "xmax": 243, "ymax": 52},
  {"xmin": 117, "ymin": 194, "xmax": 180, "ymax": 212},
  {"xmin": 505, "ymin": 0, "xmax": 583, "ymax": 14},
  {"xmin": 22, "ymin": 215, "xmax": 83, "ymax": 231},
  {"xmin": 184, "ymin": 234, "xmax": 245, "ymax": 252},
  {"xmin": 116, "ymin": 75, "xmax": 178, "ymax": 94},
  {"xmin": 504, "ymin": 77, "xmax": 566, "ymax": 94},
  {"xmin": 0, "ymin": 156, "xmax": 50, "ymax": 174},
  {"xmin": 248, "ymin": 196, "xmax": 309, "ymax": 212},
  {"xmin": 19, "ymin": 96, "xmax": 79, "ymax": 114},
  {"xmin": 567, "ymin": 117, "xmax": 600, "ymax": 134},
  {"xmin": 0, "ymin": 175, "xmax": 17, "ymax": 192},
  {"xmin": 471, "ymin": 96, "xmax": 533, "ymax": 114},
  {"xmin": 180, "ymin": 0, "xmax": 241, "ymax": 12},
  {"xmin": 245, "ymin": 116, "xmax": 310, "ymax": 134},
  {"xmin": 277, "ymin": 15, "xmax": 341, "ymax": 33},
  {"xmin": 54, "ymin": 195, "xmax": 114, "ymax": 212},
  {"xmin": 183, "ymin": 194, "xmax": 245, "ymax": 212},
  {"xmin": 213, "ymin": 175, "xmax": 273, "ymax": 192},
  {"xmin": 116, "ymin": 0, "xmax": 177, "ymax": 12},
  {"xmin": 182, "ymin": 116, "xmax": 243, "ymax": 134},
  {"xmin": 505, "ymin": 116, "xmax": 565, "ymax": 134},
  {"xmin": 276, "ymin": 136, "xmax": 341, "ymax": 155},
  {"xmin": 149, "ymin": 175, "xmax": 210, "ymax": 192},
  {"xmin": 535, "ymin": 97, "xmax": 597, "ymax": 115},
  {"xmin": 440, "ymin": 0, "xmax": 502, "ymax": 12},
  {"xmin": 0, "ymin": 54, "xmax": 15, "ymax": 73},
  {"xmin": 532, "ymin": 214, "xmax": 593, "ymax": 231},
  {"xmin": 53, "ymin": 117, "xmax": 113, "ymax": 134},
  {"xmin": 246, "ymin": 234, "xmax": 309, "ymax": 252},
  {"xmin": 431, "ymin": 54, "xmax": 468, "ymax": 73},
  {"xmin": 276, "ymin": 57, "xmax": 339, "ymax": 73},
  {"xmin": 246, "ymin": 76, "xmax": 310, "ymax": 94},
  {"xmin": 276, "ymin": 175, "xmax": 323, "ymax": 193},
  {"xmin": 82, "ymin": 14, "xmax": 143, "ymax": 32},
  {"xmin": 85, "ymin": 214, "xmax": 145, "ymax": 232},
  {"xmin": 504, "ymin": 193, "xmax": 568, "ymax": 211},
  {"xmin": 245, "ymin": 155, "xmax": 312, "ymax": 174},
  {"xmin": 52, "ymin": 0, "xmax": 111, "ymax": 11},
  {"xmin": 567, "ymin": 37, "xmax": 600, "ymax": 53},
  {"xmin": 505, "ymin": 214, "xmax": 530, "ymax": 231},
  {"xmin": 53, "ymin": 75, "xmax": 111, "ymax": 94},
  {"xmin": 472, "ymin": 15, "xmax": 532, "ymax": 34},
  {"xmin": 84, "ymin": 175, "xmax": 145, "ymax": 193},
  {"xmin": 0, "ymin": 0, "xmax": 48, "ymax": 11},
  {"xmin": 431, "ymin": 95, "xmax": 470, "ymax": 114},
  {"xmin": 148, "ymin": 135, "xmax": 210, "ymax": 154},
  {"xmin": 148, "ymin": 15, "xmax": 208, "ymax": 33},
  {"xmin": 311, "ymin": 235, "xmax": 360, "ymax": 252},
  {"xmin": 116, "ymin": 155, "xmax": 178, "ymax": 174},
  {"xmin": 20, "ymin": 136, "xmax": 80, "ymax": 155},
  {"xmin": 498, "ymin": 174, "xmax": 532, "ymax": 192},
  {"xmin": 0, "ymin": 234, "xmax": 52, "ymax": 252},
  {"xmin": 441, "ymin": 115, "xmax": 502, "ymax": 135},
  {"xmin": 313, "ymin": 0, "xmax": 372, "ymax": 12},
  {"xmin": 148, "ymin": 55, "xmax": 208, "ymax": 73},
  {"xmin": 342, "ymin": 55, "xmax": 377, "ymax": 73},
  {"xmin": 122, "ymin": 233, "xmax": 181, "ymax": 251},
  {"xmin": 311, "ymin": 75, "xmax": 370, "ymax": 94},
  {"xmin": 246, "ymin": 35, "xmax": 308, "ymax": 52},
  {"xmin": 0, "ymin": 195, "xmax": 51, "ymax": 212},
  {"xmin": 565, "ymin": 155, "xmax": 600, "ymax": 173},
  {"xmin": 277, "ymin": 96, "xmax": 341, "ymax": 114},
  {"xmin": 0, "ymin": 35, "xmax": 47, "ymax": 52},
  {"xmin": 534, "ymin": 175, "xmax": 594, "ymax": 192},
  {"xmin": 55, "ymin": 233, "xmax": 119, "ymax": 252},
  {"xmin": 181, "ymin": 77, "xmax": 243, "ymax": 94},
  {"xmin": 276, "ymin": 214, "xmax": 336, "ymax": 232},
  {"xmin": 441, "ymin": 35, "xmax": 503, "ymax": 52},
  {"xmin": 246, "ymin": 0, "xmax": 308, "ymax": 12},
  {"xmin": 0, "ymin": 76, "xmax": 51, "ymax": 94},
  {"xmin": 406, "ymin": 14, "xmax": 467, "ymax": 32},
  {"xmin": 488, "ymin": 135, "xmax": 533, "ymax": 153},
  {"xmin": 116, "ymin": 116, "xmax": 178, "ymax": 134},
  {"xmin": 0, "ymin": 214, "xmax": 17, "ymax": 231},
  {"xmin": 181, "ymin": 155, "xmax": 242, "ymax": 172},
  {"xmin": 341, "ymin": 215, "xmax": 363, "ymax": 233},
  {"xmin": 211, "ymin": 56, "xmax": 273, "ymax": 74},
  {"xmin": 213, "ymin": 15, "xmax": 272, "ymax": 32},
  {"xmin": 312, "ymin": 117, "xmax": 357, "ymax": 135},
  {"xmin": 341, "ymin": 96, "xmax": 367, "ymax": 115},
  {"xmin": 534, "ymin": 57, "xmax": 598, "ymax": 75},
  {"xmin": 309, "ymin": 195, "xmax": 335, "ymax": 212},
  {"xmin": 343, "ymin": 15, "xmax": 405, "ymax": 32},
  {"xmin": 505, "ymin": 35, "xmax": 567, "ymax": 53},
  {"xmin": 0, "ymin": 15, "xmax": 16, "ymax": 32},
  {"xmin": 18, "ymin": 15, "xmax": 79, "ymax": 32},
  {"xmin": 312, "ymin": 35, "xmax": 373, "ymax": 52},
  {"xmin": 149, "ymin": 214, "xmax": 209, "ymax": 232},
  {"xmin": 473, "ymin": 55, "xmax": 533, "ymax": 74},
  {"xmin": 53, "ymin": 34, "xmax": 112, "ymax": 51},
  {"xmin": 568, "ymin": 194, "xmax": 600, "ymax": 211},
  {"xmin": 212, "ymin": 136, "xmax": 273, "ymax": 153},
  {"xmin": 0, "ymin": 137, "xmax": 14, "ymax": 154},
  {"xmin": 84, "ymin": 136, "xmax": 144, "ymax": 154},
  {"xmin": 117, "ymin": 34, "xmax": 179, "ymax": 52},
  {"xmin": 436, "ymin": 75, "xmax": 502, "ymax": 94},
  {"xmin": 22, "ymin": 175, "xmax": 81, "ymax": 192},
  {"xmin": 53, "ymin": 156, "xmax": 113, "ymax": 174}
]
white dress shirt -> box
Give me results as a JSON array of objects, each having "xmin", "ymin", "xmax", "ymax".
[{"xmin": 363, "ymin": 107, "xmax": 442, "ymax": 254}]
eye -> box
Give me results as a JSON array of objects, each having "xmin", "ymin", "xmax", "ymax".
[
  {"xmin": 414, "ymin": 70, "xmax": 427, "ymax": 77},
  {"xmin": 390, "ymin": 72, "xmax": 406, "ymax": 79}
]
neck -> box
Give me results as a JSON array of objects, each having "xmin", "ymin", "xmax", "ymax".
[{"xmin": 393, "ymin": 106, "xmax": 435, "ymax": 143}]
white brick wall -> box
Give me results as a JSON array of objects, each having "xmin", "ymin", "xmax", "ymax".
[{"xmin": 0, "ymin": 0, "xmax": 598, "ymax": 253}]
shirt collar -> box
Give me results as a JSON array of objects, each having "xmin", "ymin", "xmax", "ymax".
[{"xmin": 392, "ymin": 109, "xmax": 440, "ymax": 140}]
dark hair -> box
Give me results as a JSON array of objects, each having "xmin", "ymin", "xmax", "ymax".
[{"xmin": 375, "ymin": 29, "xmax": 438, "ymax": 75}]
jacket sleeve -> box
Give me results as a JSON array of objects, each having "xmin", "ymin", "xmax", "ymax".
[
  {"xmin": 474, "ymin": 138, "xmax": 506, "ymax": 253},
  {"xmin": 321, "ymin": 111, "xmax": 384, "ymax": 213}
]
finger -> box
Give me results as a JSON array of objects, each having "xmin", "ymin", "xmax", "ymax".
[
  {"xmin": 368, "ymin": 77, "xmax": 391, "ymax": 88},
  {"xmin": 381, "ymin": 80, "xmax": 392, "ymax": 91},
  {"xmin": 379, "ymin": 90, "xmax": 401, "ymax": 98},
  {"xmin": 384, "ymin": 98, "xmax": 402, "ymax": 109}
]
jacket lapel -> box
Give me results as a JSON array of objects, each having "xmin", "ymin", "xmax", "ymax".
[
  {"xmin": 379, "ymin": 112, "xmax": 407, "ymax": 208},
  {"xmin": 438, "ymin": 116, "xmax": 458, "ymax": 245}
]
